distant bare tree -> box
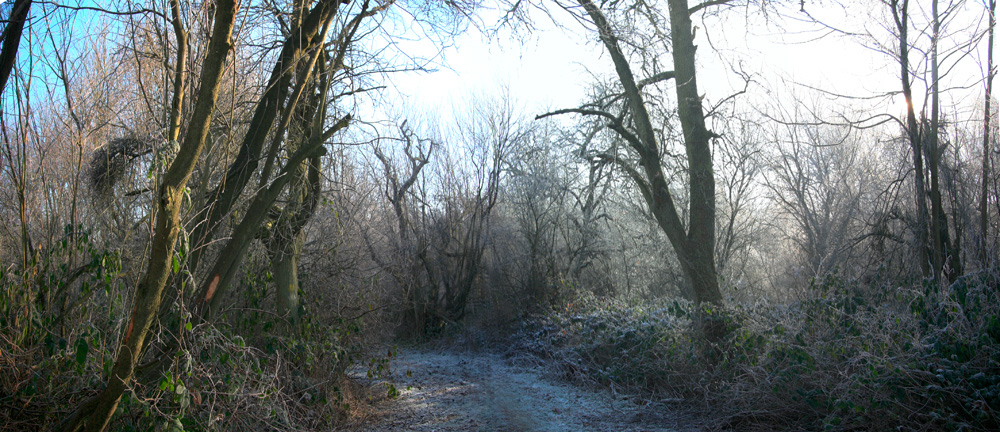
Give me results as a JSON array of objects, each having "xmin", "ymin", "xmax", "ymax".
[
  {"xmin": 765, "ymin": 121, "xmax": 868, "ymax": 281},
  {"xmin": 418, "ymin": 95, "xmax": 522, "ymax": 327},
  {"xmin": 368, "ymin": 119, "xmax": 436, "ymax": 335},
  {"xmin": 810, "ymin": 0, "xmax": 985, "ymax": 281},
  {"xmin": 715, "ymin": 116, "xmax": 766, "ymax": 293},
  {"xmin": 505, "ymin": 119, "xmax": 572, "ymax": 306}
]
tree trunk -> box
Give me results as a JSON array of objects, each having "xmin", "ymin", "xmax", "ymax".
[
  {"xmin": 928, "ymin": 0, "xmax": 960, "ymax": 283},
  {"xmin": 196, "ymin": 116, "xmax": 348, "ymax": 321},
  {"xmin": 58, "ymin": 1, "xmax": 237, "ymax": 430},
  {"xmin": 186, "ymin": 0, "xmax": 341, "ymax": 274},
  {"xmin": 576, "ymin": 0, "xmax": 722, "ymax": 307},
  {"xmin": 271, "ymin": 233, "xmax": 303, "ymax": 324},
  {"xmin": 981, "ymin": 0, "xmax": 996, "ymax": 267},
  {"xmin": 667, "ymin": 0, "xmax": 722, "ymax": 305},
  {"xmin": 267, "ymin": 146, "xmax": 323, "ymax": 327},
  {"xmin": 263, "ymin": 21, "xmax": 328, "ymax": 327},
  {"xmin": 0, "ymin": 0, "xmax": 30, "ymax": 97},
  {"xmin": 893, "ymin": 0, "xmax": 932, "ymax": 277}
]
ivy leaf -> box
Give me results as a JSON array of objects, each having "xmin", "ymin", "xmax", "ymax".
[{"xmin": 75, "ymin": 338, "xmax": 89, "ymax": 366}]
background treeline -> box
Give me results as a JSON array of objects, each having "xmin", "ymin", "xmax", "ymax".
[{"xmin": 1, "ymin": 0, "xmax": 998, "ymax": 430}]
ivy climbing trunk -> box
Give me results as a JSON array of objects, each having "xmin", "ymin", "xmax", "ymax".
[
  {"xmin": 261, "ymin": 1, "xmax": 329, "ymax": 325},
  {"xmin": 196, "ymin": 116, "xmax": 349, "ymax": 321},
  {"xmin": 267, "ymin": 147, "xmax": 323, "ymax": 326}
]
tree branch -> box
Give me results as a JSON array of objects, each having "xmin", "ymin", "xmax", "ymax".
[
  {"xmin": 637, "ymin": 70, "xmax": 675, "ymax": 89},
  {"xmin": 688, "ymin": 0, "xmax": 732, "ymax": 15}
]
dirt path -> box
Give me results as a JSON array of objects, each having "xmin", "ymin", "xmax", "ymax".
[{"xmin": 336, "ymin": 349, "xmax": 698, "ymax": 432}]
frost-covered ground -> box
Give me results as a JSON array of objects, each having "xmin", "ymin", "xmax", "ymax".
[{"xmin": 336, "ymin": 349, "xmax": 699, "ymax": 432}]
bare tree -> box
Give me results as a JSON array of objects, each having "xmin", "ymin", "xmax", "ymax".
[
  {"xmin": 368, "ymin": 119, "xmax": 436, "ymax": 335},
  {"xmin": 564, "ymin": 120, "xmax": 617, "ymax": 289},
  {"xmin": 765, "ymin": 121, "xmax": 868, "ymax": 280},
  {"xmin": 0, "ymin": 52, "xmax": 34, "ymax": 272},
  {"xmin": 421, "ymin": 95, "xmax": 521, "ymax": 327},
  {"xmin": 185, "ymin": 0, "xmax": 350, "ymax": 278},
  {"xmin": 807, "ymin": 0, "xmax": 985, "ymax": 280},
  {"xmin": 715, "ymin": 115, "xmax": 765, "ymax": 291},
  {"xmin": 536, "ymin": 0, "xmax": 729, "ymax": 308},
  {"xmin": 884, "ymin": 0, "xmax": 935, "ymax": 278}
]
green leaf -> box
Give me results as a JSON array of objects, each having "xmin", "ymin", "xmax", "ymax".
[
  {"xmin": 75, "ymin": 338, "xmax": 89, "ymax": 366},
  {"xmin": 172, "ymin": 255, "xmax": 180, "ymax": 274}
]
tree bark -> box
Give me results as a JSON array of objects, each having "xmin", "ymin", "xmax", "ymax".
[
  {"xmin": 926, "ymin": 0, "xmax": 961, "ymax": 282},
  {"xmin": 267, "ymin": 143, "xmax": 323, "ymax": 326},
  {"xmin": 930, "ymin": 0, "xmax": 944, "ymax": 280},
  {"xmin": 667, "ymin": 0, "xmax": 721, "ymax": 304},
  {"xmin": 261, "ymin": 6, "xmax": 331, "ymax": 325},
  {"xmin": 271, "ymin": 233, "xmax": 304, "ymax": 324}
]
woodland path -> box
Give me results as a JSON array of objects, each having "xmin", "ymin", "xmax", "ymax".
[{"xmin": 335, "ymin": 348, "xmax": 700, "ymax": 432}]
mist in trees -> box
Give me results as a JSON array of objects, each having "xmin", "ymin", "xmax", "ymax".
[{"xmin": 1, "ymin": 0, "xmax": 999, "ymax": 430}]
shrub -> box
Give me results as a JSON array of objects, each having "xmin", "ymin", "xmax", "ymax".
[
  {"xmin": 0, "ymin": 240, "xmax": 394, "ymax": 431},
  {"xmin": 509, "ymin": 271, "xmax": 1000, "ymax": 431}
]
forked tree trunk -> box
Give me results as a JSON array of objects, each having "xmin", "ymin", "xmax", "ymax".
[
  {"xmin": 196, "ymin": 116, "xmax": 349, "ymax": 320},
  {"xmin": 267, "ymin": 145, "xmax": 324, "ymax": 327},
  {"xmin": 577, "ymin": 0, "xmax": 722, "ymax": 308},
  {"xmin": 264, "ymin": 18, "xmax": 328, "ymax": 326},
  {"xmin": 186, "ymin": 0, "xmax": 342, "ymax": 274}
]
